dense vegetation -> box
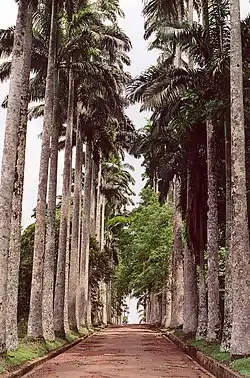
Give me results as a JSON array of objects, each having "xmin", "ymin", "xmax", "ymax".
[{"xmin": 0, "ymin": 0, "xmax": 250, "ymax": 375}]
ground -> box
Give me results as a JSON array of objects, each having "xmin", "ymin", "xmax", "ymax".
[{"xmin": 23, "ymin": 325, "xmax": 215, "ymax": 377}]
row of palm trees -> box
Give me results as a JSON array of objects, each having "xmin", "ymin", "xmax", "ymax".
[
  {"xmin": 128, "ymin": 0, "xmax": 250, "ymax": 358},
  {"xmin": 0, "ymin": 0, "xmax": 134, "ymax": 353}
]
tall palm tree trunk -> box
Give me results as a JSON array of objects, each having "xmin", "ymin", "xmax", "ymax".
[
  {"xmin": 100, "ymin": 195, "xmax": 107, "ymax": 325},
  {"xmin": 221, "ymin": 121, "xmax": 232, "ymax": 351},
  {"xmin": 6, "ymin": 3, "xmax": 34, "ymax": 351},
  {"xmin": 206, "ymin": 119, "xmax": 221, "ymax": 342},
  {"xmin": 0, "ymin": 0, "xmax": 30, "ymax": 352},
  {"xmin": 68, "ymin": 108, "xmax": 82, "ymax": 331},
  {"xmin": 77, "ymin": 139, "xmax": 93, "ymax": 328},
  {"xmin": 170, "ymin": 177, "xmax": 184, "ymax": 328},
  {"xmin": 54, "ymin": 67, "xmax": 74, "ymax": 337},
  {"xmin": 95, "ymin": 161, "xmax": 102, "ymax": 241},
  {"xmin": 230, "ymin": 0, "xmax": 250, "ymax": 357},
  {"xmin": 28, "ymin": 0, "xmax": 57, "ymax": 338},
  {"xmin": 196, "ymin": 210, "xmax": 207, "ymax": 340},
  {"xmin": 183, "ymin": 169, "xmax": 198, "ymax": 335},
  {"xmin": 42, "ymin": 70, "xmax": 60, "ymax": 341}
]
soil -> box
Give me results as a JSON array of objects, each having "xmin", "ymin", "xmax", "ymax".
[{"xmin": 23, "ymin": 325, "xmax": 215, "ymax": 377}]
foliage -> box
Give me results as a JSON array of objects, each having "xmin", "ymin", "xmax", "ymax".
[
  {"xmin": 111, "ymin": 188, "xmax": 173, "ymax": 304},
  {"xmin": 89, "ymin": 237, "xmax": 113, "ymax": 319}
]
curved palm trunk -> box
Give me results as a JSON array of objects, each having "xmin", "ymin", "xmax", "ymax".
[
  {"xmin": 42, "ymin": 70, "xmax": 60, "ymax": 341},
  {"xmin": 230, "ymin": 0, "xmax": 250, "ymax": 357},
  {"xmin": 170, "ymin": 177, "xmax": 184, "ymax": 328},
  {"xmin": 221, "ymin": 122, "xmax": 232, "ymax": 351},
  {"xmin": 68, "ymin": 109, "xmax": 82, "ymax": 331},
  {"xmin": 77, "ymin": 139, "xmax": 93, "ymax": 328},
  {"xmin": 183, "ymin": 169, "xmax": 198, "ymax": 335},
  {"xmin": 206, "ymin": 119, "xmax": 221, "ymax": 342},
  {"xmin": 0, "ymin": 0, "xmax": 30, "ymax": 352},
  {"xmin": 6, "ymin": 4, "xmax": 33, "ymax": 351},
  {"xmin": 28, "ymin": 0, "xmax": 57, "ymax": 338},
  {"xmin": 54, "ymin": 67, "xmax": 74, "ymax": 337}
]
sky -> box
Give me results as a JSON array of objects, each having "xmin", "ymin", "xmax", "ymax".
[{"xmin": 0, "ymin": 0, "xmax": 250, "ymax": 322}]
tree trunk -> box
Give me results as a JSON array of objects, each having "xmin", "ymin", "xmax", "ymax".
[
  {"xmin": 95, "ymin": 161, "xmax": 102, "ymax": 242},
  {"xmin": 68, "ymin": 109, "xmax": 82, "ymax": 331},
  {"xmin": 221, "ymin": 121, "xmax": 233, "ymax": 351},
  {"xmin": 0, "ymin": 0, "xmax": 30, "ymax": 352},
  {"xmin": 6, "ymin": 3, "xmax": 33, "ymax": 351},
  {"xmin": 77, "ymin": 139, "xmax": 93, "ymax": 328},
  {"xmin": 100, "ymin": 195, "xmax": 107, "ymax": 325},
  {"xmin": 188, "ymin": 0, "xmax": 194, "ymax": 68},
  {"xmin": 170, "ymin": 177, "xmax": 184, "ymax": 328},
  {"xmin": 42, "ymin": 70, "xmax": 59, "ymax": 342},
  {"xmin": 201, "ymin": 0, "xmax": 209, "ymax": 29},
  {"xmin": 64, "ymin": 199, "xmax": 71, "ymax": 335},
  {"xmin": 196, "ymin": 205, "xmax": 207, "ymax": 340},
  {"xmin": 196, "ymin": 220, "xmax": 207, "ymax": 340},
  {"xmin": 28, "ymin": 0, "xmax": 57, "ymax": 338},
  {"xmin": 230, "ymin": 0, "xmax": 250, "ymax": 357},
  {"xmin": 206, "ymin": 118, "xmax": 221, "ymax": 342},
  {"xmin": 54, "ymin": 67, "xmax": 74, "ymax": 337},
  {"xmin": 183, "ymin": 169, "xmax": 198, "ymax": 335}
]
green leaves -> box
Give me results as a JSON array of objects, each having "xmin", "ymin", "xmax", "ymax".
[{"xmin": 113, "ymin": 188, "xmax": 173, "ymax": 299}]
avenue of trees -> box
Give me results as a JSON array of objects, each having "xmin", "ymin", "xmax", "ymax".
[
  {"xmin": 0, "ymin": 0, "xmax": 249, "ymax": 365},
  {"xmin": 0, "ymin": 0, "xmax": 135, "ymax": 353},
  {"xmin": 123, "ymin": 0, "xmax": 250, "ymax": 359}
]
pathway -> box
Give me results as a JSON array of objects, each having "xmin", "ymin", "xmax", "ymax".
[{"xmin": 24, "ymin": 325, "xmax": 215, "ymax": 378}]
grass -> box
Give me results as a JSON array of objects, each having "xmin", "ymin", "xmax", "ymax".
[
  {"xmin": 190, "ymin": 339, "xmax": 230, "ymax": 362},
  {"xmin": 171, "ymin": 330, "xmax": 250, "ymax": 377},
  {"xmin": 0, "ymin": 328, "xmax": 90, "ymax": 375}
]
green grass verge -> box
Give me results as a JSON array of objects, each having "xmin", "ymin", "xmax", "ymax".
[
  {"xmin": 0, "ymin": 329, "xmax": 89, "ymax": 375},
  {"xmin": 171, "ymin": 331, "xmax": 250, "ymax": 377},
  {"xmin": 190, "ymin": 340, "xmax": 230, "ymax": 362}
]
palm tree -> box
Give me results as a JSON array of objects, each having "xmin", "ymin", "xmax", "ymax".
[
  {"xmin": 28, "ymin": 0, "xmax": 58, "ymax": 338},
  {"xmin": 230, "ymin": 0, "xmax": 250, "ymax": 357},
  {"xmin": 6, "ymin": 2, "xmax": 34, "ymax": 351},
  {"xmin": 0, "ymin": 0, "xmax": 35, "ymax": 353},
  {"xmin": 170, "ymin": 177, "xmax": 183, "ymax": 328},
  {"xmin": 42, "ymin": 69, "xmax": 60, "ymax": 341},
  {"xmin": 54, "ymin": 67, "xmax": 74, "ymax": 337},
  {"xmin": 68, "ymin": 104, "xmax": 82, "ymax": 331},
  {"xmin": 77, "ymin": 138, "xmax": 93, "ymax": 328}
]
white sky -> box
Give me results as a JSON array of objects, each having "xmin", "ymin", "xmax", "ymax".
[{"xmin": 0, "ymin": 0, "xmax": 250, "ymax": 227}]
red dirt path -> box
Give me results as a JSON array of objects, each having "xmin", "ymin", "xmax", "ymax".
[{"xmin": 24, "ymin": 325, "xmax": 215, "ymax": 378}]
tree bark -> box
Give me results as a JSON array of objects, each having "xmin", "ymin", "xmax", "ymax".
[
  {"xmin": 221, "ymin": 121, "xmax": 233, "ymax": 351},
  {"xmin": 68, "ymin": 108, "xmax": 82, "ymax": 331},
  {"xmin": 77, "ymin": 139, "xmax": 93, "ymax": 328},
  {"xmin": 170, "ymin": 177, "xmax": 184, "ymax": 328},
  {"xmin": 100, "ymin": 195, "xmax": 108, "ymax": 325},
  {"xmin": 230, "ymin": 0, "xmax": 250, "ymax": 357},
  {"xmin": 0, "ymin": 0, "xmax": 30, "ymax": 352},
  {"xmin": 196, "ymin": 215, "xmax": 207, "ymax": 340},
  {"xmin": 28, "ymin": 0, "xmax": 57, "ymax": 338},
  {"xmin": 42, "ymin": 69, "xmax": 59, "ymax": 342},
  {"xmin": 54, "ymin": 67, "xmax": 74, "ymax": 337},
  {"xmin": 188, "ymin": 0, "xmax": 194, "ymax": 68},
  {"xmin": 206, "ymin": 119, "xmax": 221, "ymax": 342},
  {"xmin": 6, "ymin": 3, "xmax": 33, "ymax": 351},
  {"xmin": 95, "ymin": 161, "xmax": 102, "ymax": 242},
  {"xmin": 183, "ymin": 169, "xmax": 198, "ymax": 335}
]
